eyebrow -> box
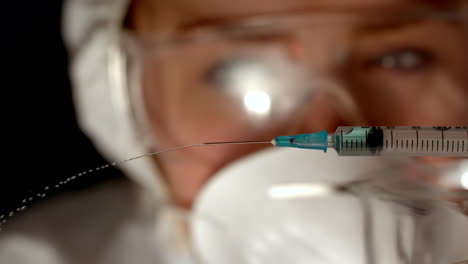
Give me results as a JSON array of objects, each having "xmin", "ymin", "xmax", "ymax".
[
  {"xmin": 179, "ymin": 17, "xmax": 245, "ymax": 31},
  {"xmin": 359, "ymin": 18, "xmax": 434, "ymax": 33},
  {"xmin": 358, "ymin": 9, "xmax": 465, "ymax": 34}
]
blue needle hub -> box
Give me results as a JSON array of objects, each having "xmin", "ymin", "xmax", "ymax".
[{"xmin": 273, "ymin": 131, "xmax": 328, "ymax": 152}]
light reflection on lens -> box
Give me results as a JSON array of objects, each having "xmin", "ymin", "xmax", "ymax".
[{"xmin": 244, "ymin": 90, "xmax": 272, "ymax": 115}]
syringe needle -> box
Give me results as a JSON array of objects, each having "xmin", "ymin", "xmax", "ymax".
[
  {"xmin": 118, "ymin": 140, "xmax": 272, "ymax": 165},
  {"xmin": 202, "ymin": 140, "xmax": 272, "ymax": 145}
]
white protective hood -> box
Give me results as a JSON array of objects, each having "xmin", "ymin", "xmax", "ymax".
[{"xmin": 62, "ymin": 0, "xmax": 168, "ymax": 201}]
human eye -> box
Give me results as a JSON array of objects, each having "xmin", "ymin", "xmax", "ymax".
[{"xmin": 364, "ymin": 47, "xmax": 435, "ymax": 74}]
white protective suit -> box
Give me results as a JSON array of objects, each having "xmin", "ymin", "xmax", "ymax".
[{"xmin": 0, "ymin": 0, "xmax": 467, "ymax": 263}]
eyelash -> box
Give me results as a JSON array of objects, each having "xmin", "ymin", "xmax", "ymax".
[{"xmin": 364, "ymin": 48, "xmax": 435, "ymax": 73}]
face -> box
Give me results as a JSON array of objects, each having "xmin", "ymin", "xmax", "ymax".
[{"xmin": 126, "ymin": 0, "xmax": 468, "ymax": 208}]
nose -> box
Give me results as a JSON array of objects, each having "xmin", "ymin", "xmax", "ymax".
[
  {"xmin": 278, "ymin": 25, "xmax": 365, "ymax": 133},
  {"xmin": 281, "ymin": 30, "xmax": 366, "ymax": 133},
  {"xmin": 289, "ymin": 84, "xmax": 366, "ymax": 135}
]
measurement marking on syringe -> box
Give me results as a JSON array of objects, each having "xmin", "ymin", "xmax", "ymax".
[
  {"xmin": 340, "ymin": 130, "xmax": 343, "ymax": 152},
  {"xmin": 416, "ymin": 130, "xmax": 419, "ymax": 150},
  {"xmin": 441, "ymin": 130, "xmax": 445, "ymax": 152},
  {"xmin": 391, "ymin": 129, "xmax": 394, "ymax": 149}
]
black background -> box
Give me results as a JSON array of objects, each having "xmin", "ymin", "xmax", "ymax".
[{"xmin": 1, "ymin": 1, "xmax": 124, "ymax": 217}]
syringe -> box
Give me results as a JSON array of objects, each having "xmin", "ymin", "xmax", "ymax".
[{"xmin": 273, "ymin": 126, "xmax": 468, "ymax": 156}]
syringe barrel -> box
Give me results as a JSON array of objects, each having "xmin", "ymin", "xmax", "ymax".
[{"xmin": 333, "ymin": 126, "xmax": 468, "ymax": 157}]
